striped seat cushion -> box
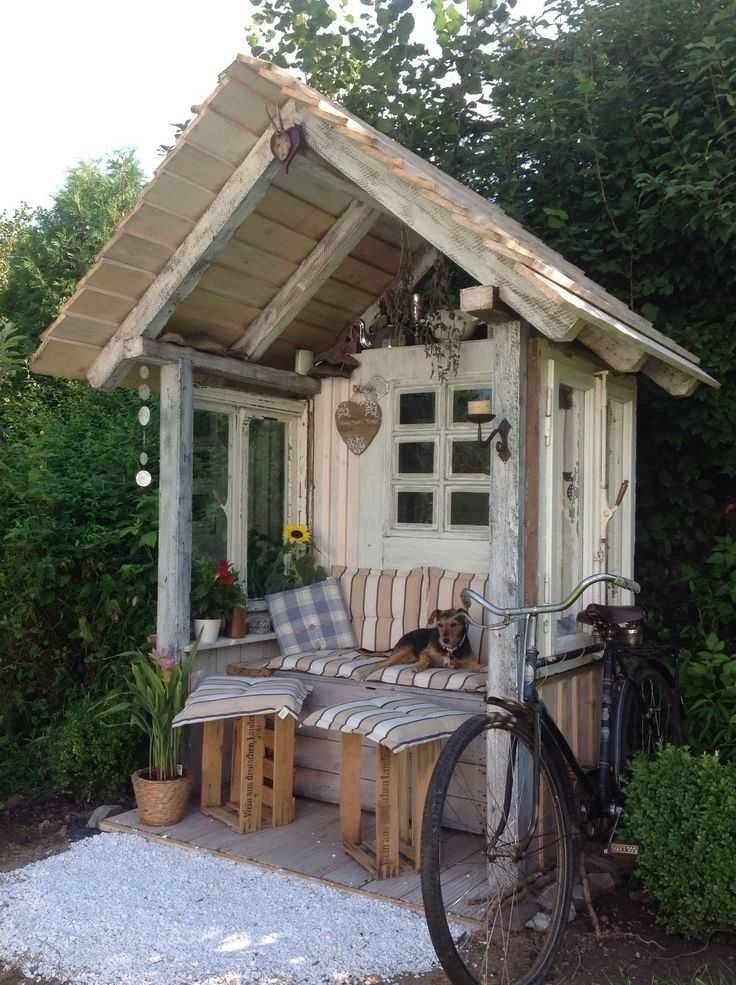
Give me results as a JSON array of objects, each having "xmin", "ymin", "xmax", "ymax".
[
  {"xmin": 422, "ymin": 567, "xmax": 492, "ymax": 664},
  {"xmin": 303, "ymin": 695, "xmax": 474, "ymax": 753},
  {"xmin": 267, "ymin": 648, "xmax": 385, "ymax": 679},
  {"xmin": 331, "ymin": 565, "xmax": 424, "ymax": 651},
  {"xmin": 364, "ymin": 663, "xmax": 486, "ymax": 693},
  {"xmin": 172, "ymin": 676, "xmax": 311, "ymax": 726}
]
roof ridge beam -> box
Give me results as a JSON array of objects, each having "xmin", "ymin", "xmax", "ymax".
[
  {"xmin": 232, "ymin": 200, "xmax": 380, "ymax": 361},
  {"xmin": 87, "ymin": 104, "xmax": 299, "ymax": 390}
]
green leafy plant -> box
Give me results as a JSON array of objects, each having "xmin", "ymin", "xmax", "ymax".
[
  {"xmin": 105, "ymin": 647, "xmax": 194, "ymax": 781},
  {"xmin": 680, "ymin": 634, "xmax": 736, "ymax": 762},
  {"xmin": 255, "ymin": 524, "xmax": 327, "ymax": 594},
  {"xmin": 47, "ymin": 695, "xmax": 144, "ymax": 801},
  {"xmin": 625, "ymin": 744, "xmax": 736, "ymax": 936}
]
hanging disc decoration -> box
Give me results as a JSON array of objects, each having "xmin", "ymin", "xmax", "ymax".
[{"xmin": 135, "ymin": 365, "xmax": 152, "ymax": 488}]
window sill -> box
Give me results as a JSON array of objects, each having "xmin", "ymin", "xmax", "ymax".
[{"xmin": 185, "ymin": 632, "xmax": 277, "ymax": 654}]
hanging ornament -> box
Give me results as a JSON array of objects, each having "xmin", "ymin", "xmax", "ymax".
[{"xmin": 135, "ymin": 365, "xmax": 152, "ymax": 488}]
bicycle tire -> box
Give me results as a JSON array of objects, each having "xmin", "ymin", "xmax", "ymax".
[
  {"xmin": 421, "ymin": 712, "xmax": 575, "ymax": 985},
  {"xmin": 613, "ymin": 659, "xmax": 682, "ymax": 787}
]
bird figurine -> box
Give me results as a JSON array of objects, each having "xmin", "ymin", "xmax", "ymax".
[{"xmin": 311, "ymin": 320, "xmax": 363, "ymax": 376}]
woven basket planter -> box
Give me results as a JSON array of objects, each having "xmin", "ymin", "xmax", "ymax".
[{"xmin": 131, "ymin": 768, "xmax": 192, "ymax": 827}]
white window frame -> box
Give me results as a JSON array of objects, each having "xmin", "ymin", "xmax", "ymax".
[
  {"xmin": 389, "ymin": 375, "xmax": 493, "ymax": 540},
  {"xmin": 193, "ymin": 386, "xmax": 308, "ymax": 595}
]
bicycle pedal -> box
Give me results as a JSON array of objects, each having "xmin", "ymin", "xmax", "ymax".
[{"xmin": 606, "ymin": 842, "xmax": 639, "ymax": 858}]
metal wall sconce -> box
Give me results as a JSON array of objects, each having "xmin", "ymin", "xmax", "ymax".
[{"xmin": 466, "ymin": 405, "xmax": 512, "ymax": 463}]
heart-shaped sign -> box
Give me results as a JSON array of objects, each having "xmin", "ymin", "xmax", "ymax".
[{"xmin": 335, "ymin": 399, "xmax": 382, "ymax": 455}]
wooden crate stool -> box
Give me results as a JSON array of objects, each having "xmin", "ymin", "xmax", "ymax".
[
  {"xmin": 200, "ymin": 713, "xmax": 296, "ymax": 833},
  {"xmin": 340, "ymin": 733, "xmax": 442, "ymax": 879},
  {"xmin": 302, "ymin": 696, "xmax": 473, "ymax": 880}
]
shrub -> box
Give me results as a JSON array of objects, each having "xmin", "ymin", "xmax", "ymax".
[
  {"xmin": 47, "ymin": 695, "xmax": 144, "ymax": 803},
  {"xmin": 626, "ymin": 745, "xmax": 736, "ymax": 936}
]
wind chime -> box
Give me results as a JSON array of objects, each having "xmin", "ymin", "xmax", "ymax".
[{"xmin": 135, "ymin": 366, "xmax": 152, "ymax": 488}]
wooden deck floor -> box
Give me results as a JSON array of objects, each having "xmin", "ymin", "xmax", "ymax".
[{"xmin": 100, "ymin": 798, "xmax": 486, "ymax": 923}]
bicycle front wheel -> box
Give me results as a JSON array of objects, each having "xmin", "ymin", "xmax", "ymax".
[{"xmin": 421, "ymin": 713, "xmax": 575, "ymax": 985}]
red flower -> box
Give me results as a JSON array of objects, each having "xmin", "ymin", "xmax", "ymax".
[{"xmin": 216, "ymin": 560, "xmax": 235, "ymax": 587}]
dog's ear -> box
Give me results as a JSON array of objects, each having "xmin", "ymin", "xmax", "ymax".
[
  {"xmin": 428, "ymin": 609, "xmax": 441, "ymax": 625},
  {"xmin": 455, "ymin": 608, "xmax": 470, "ymax": 622}
]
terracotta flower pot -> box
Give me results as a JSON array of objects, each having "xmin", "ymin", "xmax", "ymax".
[
  {"xmin": 224, "ymin": 606, "xmax": 248, "ymax": 638},
  {"xmin": 131, "ymin": 768, "xmax": 192, "ymax": 827}
]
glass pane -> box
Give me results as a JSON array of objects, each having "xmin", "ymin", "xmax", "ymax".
[
  {"xmin": 556, "ymin": 384, "xmax": 585, "ymax": 636},
  {"xmin": 450, "ymin": 491, "xmax": 489, "ymax": 526},
  {"xmin": 452, "ymin": 387, "xmax": 492, "ymax": 423},
  {"xmin": 192, "ymin": 409, "xmax": 229, "ymax": 564},
  {"xmin": 247, "ymin": 418, "xmax": 286, "ymax": 597},
  {"xmin": 399, "ymin": 391, "xmax": 436, "ymax": 425},
  {"xmin": 397, "ymin": 490, "xmax": 434, "ymax": 525},
  {"xmin": 398, "ymin": 441, "xmax": 435, "ymax": 474},
  {"xmin": 452, "ymin": 440, "xmax": 490, "ymax": 475}
]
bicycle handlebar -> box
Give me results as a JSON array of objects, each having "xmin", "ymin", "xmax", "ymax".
[{"xmin": 461, "ymin": 572, "xmax": 641, "ymax": 623}]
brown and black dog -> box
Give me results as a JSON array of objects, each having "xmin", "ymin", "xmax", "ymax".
[{"xmin": 364, "ymin": 607, "xmax": 483, "ymax": 676}]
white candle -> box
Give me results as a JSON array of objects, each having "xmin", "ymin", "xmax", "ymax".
[{"xmin": 468, "ymin": 399, "xmax": 492, "ymax": 416}]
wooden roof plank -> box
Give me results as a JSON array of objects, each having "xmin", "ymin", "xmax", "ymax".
[
  {"xmin": 233, "ymin": 201, "xmax": 379, "ymax": 359},
  {"xmin": 87, "ymin": 114, "xmax": 293, "ymax": 390}
]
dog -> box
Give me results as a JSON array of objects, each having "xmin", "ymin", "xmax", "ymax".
[{"xmin": 362, "ymin": 607, "xmax": 483, "ymax": 676}]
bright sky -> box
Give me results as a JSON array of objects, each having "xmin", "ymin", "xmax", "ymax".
[{"xmin": 0, "ymin": 0, "xmax": 544, "ymax": 214}]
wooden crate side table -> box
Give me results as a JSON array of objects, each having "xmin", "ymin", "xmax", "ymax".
[
  {"xmin": 339, "ymin": 732, "xmax": 442, "ymax": 879},
  {"xmin": 200, "ymin": 713, "xmax": 296, "ymax": 834}
]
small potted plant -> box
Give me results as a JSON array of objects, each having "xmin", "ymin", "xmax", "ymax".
[
  {"xmin": 106, "ymin": 645, "xmax": 195, "ymax": 826},
  {"xmin": 218, "ymin": 560, "xmax": 248, "ymax": 638},
  {"xmin": 190, "ymin": 555, "xmax": 242, "ymax": 644}
]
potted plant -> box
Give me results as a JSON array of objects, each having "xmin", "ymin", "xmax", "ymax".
[
  {"xmin": 218, "ymin": 560, "xmax": 248, "ymax": 638},
  {"xmin": 106, "ymin": 645, "xmax": 195, "ymax": 826},
  {"xmin": 190, "ymin": 555, "xmax": 244, "ymax": 643}
]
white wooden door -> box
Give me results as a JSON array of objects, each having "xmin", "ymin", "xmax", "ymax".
[{"xmin": 350, "ymin": 339, "xmax": 495, "ymax": 572}]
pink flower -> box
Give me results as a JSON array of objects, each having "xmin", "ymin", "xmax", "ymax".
[{"xmin": 150, "ymin": 648, "xmax": 176, "ymax": 681}]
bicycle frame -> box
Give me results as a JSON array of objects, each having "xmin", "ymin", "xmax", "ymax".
[{"xmin": 463, "ymin": 572, "xmax": 641, "ymax": 834}]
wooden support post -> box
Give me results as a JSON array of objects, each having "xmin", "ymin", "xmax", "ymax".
[
  {"xmin": 271, "ymin": 716, "xmax": 296, "ymax": 827},
  {"xmin": 398, "ymin": 751, "xmax": 411, "ymax": 850},
  {"xmin": 200, "ymin": 720, "xmax": 224, "ymax": 808},
  {"xmin": 340, "ymin": 733, "xmax": 362, "ymax": 846},
  {"xmin": 375, "ymin": 744, "xmax": 400, "ymax": 879},
  {"xmin": 156, "ymin": 360, "xmax": 193, "ymax": 657},
  {"xmin": 410, "ymin": 741, "xmax": 442, "ymax": 871},
  {"xmin": 239, "ymin": 715, "xmax": 265, "ymax": 834},
  {"xmin": 230, "ymin": 719, "xmax": 243, "ymax": 804}
]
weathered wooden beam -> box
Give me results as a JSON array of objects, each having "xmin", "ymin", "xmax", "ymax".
[
  {"xmin": 641, "ymin": 358, "xmax": 701, "ymax": 397},
  {"xmin": 232, "ymin": 200, "xmax": 379, "ymax": 360},
  {"xmin": 123, "ymin": 337, "xmax": 320, "ymax": 398},
  {"xmin": 460, "ymin": 285, "xmax": 498, "ymax": 319},
  {"xmin": 87, "ymin": 105, "xmax": 299, "ymax": 391},
  {"xmin": 157, "ymin": 360, "xmax": 193, "ymax": 657},
  {"xmin": 578, "ymin": 325, "xmax": 648, "ymax": 373}
]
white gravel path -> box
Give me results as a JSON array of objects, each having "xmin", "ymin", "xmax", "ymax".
[{"xmin": 0, "ymin": 832, "xmax": 445, "ymax": 984}]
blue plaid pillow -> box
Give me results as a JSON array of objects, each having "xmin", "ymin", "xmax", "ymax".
[{"xmin": 266, "ymin": 577, "xmax": 357, "ymax": 657}]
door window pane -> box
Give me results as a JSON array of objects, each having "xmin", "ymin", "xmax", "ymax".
[
  {"xmin": 450, "ymin": 491, "xmax": 489, "ymax": 526},
  {"xmin": 451, "ymin": 440, "xmax": 490, "ymax": 475},
  {"xmin": 399, "ymin": 391, "xmax": 436, "ymax": 426},
  {"xmin": 192, "ymin": 409, "xmax": 229, "ymax": 564},
  {"xmin": 397, "ymin": 490, "xmax": 434, "ymax": 525},
  {"xmin": 247, "ymin": 418, "xmax": 286, "ymax": 596},
  {"xmin": 452, "ymin": 387, "xmax": 492, "ymax": 424},
  {"xmin": 398, "ymin": 441, "xmax": 435, "ymax": 474},
  {"xmin": 556, "ymin": 384, "xmax": 585, "ymax": 635}
]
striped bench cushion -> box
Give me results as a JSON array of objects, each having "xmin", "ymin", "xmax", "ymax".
[
  {"xmin": 365, "ymin": 663, "xmax": 486, "ymax": 693},
  {"xmin": 172, "ymin": 676, "xmax": 311, "ymax": 726},
  {"xmin": 267, "ymin": 648, "xmax": 384, "ymax": 679},
  {"xmin": 331, "ymin": 565, "xmax": 424, "ymax": 651},
  {"xmin": 422, "ymin": 567, "xmax": 491, "ymax": 664},
  {"xmin": 303, "ymin": 696, "xmax": 474, "ymax": 753}
]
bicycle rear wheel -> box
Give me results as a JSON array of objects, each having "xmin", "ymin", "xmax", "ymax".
[
  {"xmin": 613, "ymin": 659, "xmax": 682, "ymax": 787},
  {"xmin": 421, "ymin": 713, "xmax": 575, "ymax": 985}
]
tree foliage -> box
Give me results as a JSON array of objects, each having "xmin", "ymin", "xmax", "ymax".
[
  {"xmin": 248, "ymin": 0, "xmax": 736, "ymax": 626},
  {"xmin": 0, "ymin": 153, "xmax": 153, "ymax": 797}
]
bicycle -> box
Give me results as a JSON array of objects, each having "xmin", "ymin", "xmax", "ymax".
[{"xmin": 420, "ymin": 572, "xmax": 682, "ymax": 985}]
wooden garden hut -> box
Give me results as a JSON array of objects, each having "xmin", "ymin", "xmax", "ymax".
[{"xmin": 31, "ymin": 56, "xmax": 716, "ymax": 858}]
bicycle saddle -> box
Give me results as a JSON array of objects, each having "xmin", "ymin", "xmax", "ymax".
[{"xmin": 577, "ymin": 603, "xmax": 645, "ymax": 627}]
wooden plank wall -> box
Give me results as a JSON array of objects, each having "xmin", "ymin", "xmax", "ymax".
[
  {"xmin": 538, "ymin": 660, "xmax": 602, "ymax": 768},
  {"xmin": 311, "ymin": 377, "xmax": 355, "ymax": 569}
]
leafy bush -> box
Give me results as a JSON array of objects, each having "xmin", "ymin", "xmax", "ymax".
[
  {"xmin": 626, "ymin": 745, "xmax": 736, "ymax": 936},
  {"xmin": 47, "ymin": 696, "xmax": 144, "ymax": 803}
]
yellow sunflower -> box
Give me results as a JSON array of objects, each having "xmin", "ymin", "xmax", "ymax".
[{"xmin": 284, "ymin": 523, "xmax": 311, "ymax": 544}]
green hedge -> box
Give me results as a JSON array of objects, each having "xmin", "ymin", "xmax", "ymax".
[{"xmin": 626, "ymin": 745, "xmax": 736, "ymax": 936}]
